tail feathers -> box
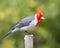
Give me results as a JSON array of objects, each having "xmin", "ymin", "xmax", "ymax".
[
  {"xmin": 0, "ymin": 28, "xmax": 18, "ymax": 41},
  {"xmin": 0, "ymin": 32, "xmax": 12, "ymax": 41}
]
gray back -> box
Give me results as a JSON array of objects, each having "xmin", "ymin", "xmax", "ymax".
[{"xmin": 12, "ymin": 16, "xmax": 35, "ymax": 29}]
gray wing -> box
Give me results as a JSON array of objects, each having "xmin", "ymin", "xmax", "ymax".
[{"xmin": 12, "ymin": 16, "xmax": 35, "ymax": 29}]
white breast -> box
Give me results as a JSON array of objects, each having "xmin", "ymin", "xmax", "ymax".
[{"xmin": 20, "ymin": 14, "xmax": 38, "ymax": 31}]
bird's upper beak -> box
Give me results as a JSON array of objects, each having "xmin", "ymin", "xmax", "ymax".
[{"xmin": 41, "ymin": 16, "xmax": 45, "ymax": 20}]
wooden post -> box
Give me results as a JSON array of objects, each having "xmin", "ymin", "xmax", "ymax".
[{"xmin": 24, "ymin": 34, "xmax": 33, "ymax": 48}]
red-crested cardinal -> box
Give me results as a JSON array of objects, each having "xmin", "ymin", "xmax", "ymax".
[{"xmin": 0, "ymin": 8, "xmax": 45, "ymax": 40}]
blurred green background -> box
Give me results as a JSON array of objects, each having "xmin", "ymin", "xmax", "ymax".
[{"xmin": 0, "ymin": 0, "xmax": 60, "ymax": 48}]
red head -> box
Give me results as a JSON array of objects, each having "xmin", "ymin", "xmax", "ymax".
[
  {"xmin": 37, "ymin": 8, "xmax": 45, "ymax": 20},
  {"xmin": 36, "ymin": 8, "xmax": 45, "ymax": 26}
]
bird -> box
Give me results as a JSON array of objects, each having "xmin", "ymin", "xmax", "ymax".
[{"xmin": 0, "ymin": 8, "xmax": 45, "ymax": 40}]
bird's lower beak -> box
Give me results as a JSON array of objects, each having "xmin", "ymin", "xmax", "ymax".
[{"xmin": 41, "ymin": 17, "xmax": 45, "ymax": 20}]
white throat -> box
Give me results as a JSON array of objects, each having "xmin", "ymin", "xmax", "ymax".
[{"xmin": 35, "ymin": 14, "xmax": 38, "ymax": 24}]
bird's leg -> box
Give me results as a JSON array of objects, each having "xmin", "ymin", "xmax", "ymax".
[{"xmin": 25, "ymin": 31, "xmax": 31, "ymax": 35}]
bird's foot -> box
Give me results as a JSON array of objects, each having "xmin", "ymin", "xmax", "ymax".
[{"xmin": 25, "ymin": 31, "xmax": 31, "ymax": 35}]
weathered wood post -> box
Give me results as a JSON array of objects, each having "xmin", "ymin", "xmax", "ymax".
[{"xmin": 24, "ymin": 34, "xmax": 33, "ymax": 48}]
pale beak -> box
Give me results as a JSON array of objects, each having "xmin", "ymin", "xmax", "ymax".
[{"xmin": 41, "ymin": 17, "xmax": 45, "ymax": 20}]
